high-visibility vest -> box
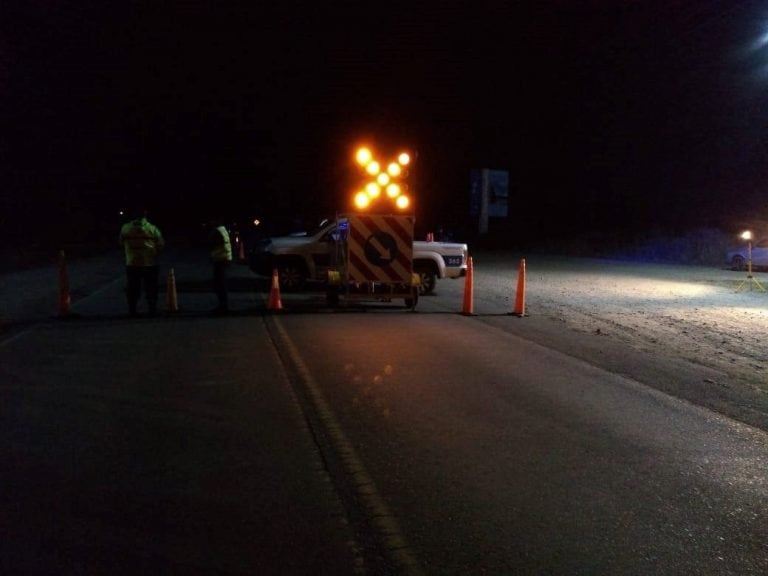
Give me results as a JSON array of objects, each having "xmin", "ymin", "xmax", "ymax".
[
  {"xmin": 119, "ymin": 218, "xmax": 164, "ymax": 267},
  {"xmin": 210, "ymin": 226, "xmax": 232, "ymax": 262}
]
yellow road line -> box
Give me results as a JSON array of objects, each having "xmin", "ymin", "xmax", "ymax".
[{"xmin": 270, "ymin": 316, "xmax": 424, "ymax": 576}]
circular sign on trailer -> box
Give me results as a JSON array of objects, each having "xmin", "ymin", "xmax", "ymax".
[{"xmin": 364, "ymin": 232, "xmax": 399, "ymax": 266}]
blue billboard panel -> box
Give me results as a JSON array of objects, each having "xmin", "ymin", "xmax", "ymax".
[{"xmin": 469, "ymin": 169, "xmax": 509, "ymax": 218}]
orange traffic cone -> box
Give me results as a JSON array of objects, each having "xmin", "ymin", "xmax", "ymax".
[
  {"xmin": 268, "ymin": 268, "xmax": 283, "ymax": 311},
  {"xmin": 58, "ymin": 250, "xmax": 71, "ymax": 318},
  {"xmin": 512, "ymin": 258, "xmax": 526, "ymax": 317},
  {"xmin": 166, "ymin": 268, "xmax": 178, "ymax": 313},
  {"xmin": 461, "ymin": 256, "xmax": 474, "ymax": 315}
]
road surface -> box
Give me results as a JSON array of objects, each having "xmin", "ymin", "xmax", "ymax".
[{"xmin": 1, "ymin": 253, "xmax": 766, "ymax": 574}]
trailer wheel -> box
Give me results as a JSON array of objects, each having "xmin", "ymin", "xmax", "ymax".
[
  {"xmin": 404, "ymin": 286, "xmax": 419, "ymax": 310},
  {"xmin": 326, "ymin": 286, "xmax": 339, "ymax": 308}
]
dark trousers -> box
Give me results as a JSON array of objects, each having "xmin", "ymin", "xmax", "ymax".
[
  {"xmin": 213, "ymin": 260, "xmax": 229, "ymax": 310},
  {"xmin": 126, "ymin": 265, "xmax": 159, "ymax": 315}
]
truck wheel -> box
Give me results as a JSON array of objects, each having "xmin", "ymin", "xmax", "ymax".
[
  {"xmin": 278, "ymin": 263, "xmax": 306, "ymax": 291},
  {"xmin": 417, "ymin": 271, "xmax": 436, "ymax": 295}
]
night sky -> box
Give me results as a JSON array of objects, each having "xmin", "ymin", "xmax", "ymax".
[{"xmin": 2, "ymin": 1, "xmax": 767, "ymax": 247}]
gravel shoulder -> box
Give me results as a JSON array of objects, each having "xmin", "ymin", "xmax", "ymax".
[{"xmin": 469, "ymin": 251, "xmax": 768, "ymax": 431}]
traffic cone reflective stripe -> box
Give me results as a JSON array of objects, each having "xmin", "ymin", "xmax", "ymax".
[
  {"xmin": 268, "ymin": 269, "xmax": 283, "ymax": 311},
  {"xmin": 166, "ymin": 268, "xmax": 178, "ymax": 313},
  {"xmin": 58, "ymin": 250, "xmax": 71, "ymax": 318},
  {"xmin": 461, "ymin": 256, "xmax": 474, "ymax": 315},
  {"xmin": 512, "ymin": 258, "xmax": 526, "ymax": 317}
]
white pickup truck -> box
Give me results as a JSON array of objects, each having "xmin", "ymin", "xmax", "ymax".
[{"xmin": 249, "ymin": 218, "xmax": 468, "ymax": 294}]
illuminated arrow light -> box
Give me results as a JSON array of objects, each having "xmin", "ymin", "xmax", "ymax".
[
  {"xmin": 353, "ymin": 145, "xmax": 412, "ymax": 211},
  {"xmin": 356, "ymin": 147, "xmax": 373, "ymax": 166},
  {"xmin": 366, "ymin": 182, "xmax": 381, "ymax": 198},
  {"xmin": 386, "ymin": 183, "xmax": 400, "ymax": 198},
  {"xmin": 365, "ymin": 161, "xmax": 380, "ymax": 176},
  {"xmin": 355, "ymin": 191, "xmax": 371, "ymax": 210}
]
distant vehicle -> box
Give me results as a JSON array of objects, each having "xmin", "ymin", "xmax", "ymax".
[
  {"xmin": 249, "ymin": 217, "xmax": 468, "ymax": 294},
  {"xmin": 726, "ymin": 237, "xmax": 768, "ymax": 271}
]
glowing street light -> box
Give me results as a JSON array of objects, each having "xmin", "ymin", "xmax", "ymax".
[
  {"xmin": 735, "ymin": 229, "xmax": 766, "ymax": 292},
  {"xmin": 742, "ymin": 231, "xmax": 754, "ymax": 274}
]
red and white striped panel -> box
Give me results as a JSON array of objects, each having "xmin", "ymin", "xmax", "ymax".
[{"xmin": 347, "ymin": 214, "xmax": 414, "ymax": 284}]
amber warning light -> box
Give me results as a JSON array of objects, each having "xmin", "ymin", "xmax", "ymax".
[{"xmin": 353, "ymin": 146, "xmax": 411, "ymax": 211}]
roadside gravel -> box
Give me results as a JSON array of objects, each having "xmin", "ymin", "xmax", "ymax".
[{"xmin": 467, "ymin": 251, "xmax": 768, "ymax": 430}]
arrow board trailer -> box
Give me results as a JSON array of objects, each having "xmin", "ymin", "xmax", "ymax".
[{"xmin": 326, "ymin": 213, "xmax": 421, "ymax": 309}]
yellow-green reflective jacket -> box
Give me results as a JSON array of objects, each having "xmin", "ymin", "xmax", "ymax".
[
  {"xmin": 119, "ymin": 218, "xmax": 165, "ymax": 267},
  {"xmin": 210, "ymin": 225, "xmax": 232, "ymax": 262}
]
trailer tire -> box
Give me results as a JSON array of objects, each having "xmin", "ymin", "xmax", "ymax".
[
  {"xmin": 404, "ymin": 287, "xmax": 419, "ymax": 310},
  {"xmin": 326, "ymin": 286, "xmax": 339, "ymax": 308}
]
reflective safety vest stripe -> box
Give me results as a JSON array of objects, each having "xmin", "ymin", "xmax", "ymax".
[
  {"xmin": 211, "ymin": 226, "xmax": 232, "ymax": 261},
  {"xmin": 120, "ymin": 219, "xmax": 164, "ymax": 267}
]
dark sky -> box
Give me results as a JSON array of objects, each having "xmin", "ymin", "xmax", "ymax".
[{"xmin": 2, "ymin": 1, "xmax": 767, "ymax": 244}]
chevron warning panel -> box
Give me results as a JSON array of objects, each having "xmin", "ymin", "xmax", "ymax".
[{"xmin": 347, "ymin": 214, "xmax": 414, "ymax": 284}]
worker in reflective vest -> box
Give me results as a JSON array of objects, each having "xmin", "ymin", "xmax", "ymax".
[
  {"xmin": 119, "ymin": 209, "xmax": 165, "ymax": 316},
  {"xmin": 209, "ymin": 219, "xmax": 233, "ymax": 314}
]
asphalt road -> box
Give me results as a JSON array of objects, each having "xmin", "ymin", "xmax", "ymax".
[
  {"xmin": 275, "ymin": 309, "xmax": 768, "ymax": 574},
  {"xmin": 1, "ymin": 255, "xmax": 767, "ymax": 574},
  {"xmin": 0, "ymin": 258, "xmax": 367, "ymax": 575}
]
